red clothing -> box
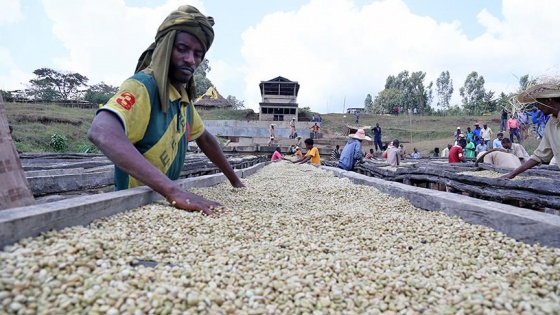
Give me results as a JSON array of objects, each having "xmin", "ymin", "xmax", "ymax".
[{"xmin": 448, "ymin": 145, "xmax": 464, "ymax": 163}]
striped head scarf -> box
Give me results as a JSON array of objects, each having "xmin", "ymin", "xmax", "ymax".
[{"xmin": 135, "ymin": 5, "xmax": 215, "ymax": 112}]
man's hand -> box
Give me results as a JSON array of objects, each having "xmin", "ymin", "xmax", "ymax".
[
  {"xmin": 167, "ymin": 190, "xmax": 222, "ymax": 216},
  {"xmin": 500, "ymin": 173, "xmax": 515, "ymax": 180},
  {"xmin": 230, "ymin": 179, "xmax": 246, "ymax": 189}
]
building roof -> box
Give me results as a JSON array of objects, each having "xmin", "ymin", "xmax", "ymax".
[
  {"xmin": 194, "ymin": 87, "xmax": 232, "ymax": 109},
  {"xmin": 259, "ymin": 76, "xmax": 300, "ymax": 96}
]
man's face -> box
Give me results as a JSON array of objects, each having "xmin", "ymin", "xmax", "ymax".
[
  {"xmin": 498, "ymin": 134, "xmax": 503, "ymax": 140},
  {"xmin": 502, "ymin": 142, "xmax": 511, "ymax": 150},
  {"xmin": 169, "ymin": 32, "xmax": 204, "ymax": 88}
]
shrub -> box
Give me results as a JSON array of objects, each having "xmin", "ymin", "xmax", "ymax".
[{"xmin": 49, "ymin": 133, "xmax": 68, "ymax": 152}]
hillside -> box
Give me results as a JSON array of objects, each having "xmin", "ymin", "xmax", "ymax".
[{"xmin": 3, "ymin": 103, "xmax": 541, "ymax": 155}]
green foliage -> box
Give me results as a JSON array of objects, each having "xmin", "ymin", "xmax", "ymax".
[
  {"xmin": 372, "ymin": 88, "xmax": 403, "ymax": 114},
  {"xmin": 76, "ymin": 142, "xmax": 99, "ymax": 153},
  {"xmin": 298, "ymin": 107, "xmax": 313, "ymax": 120},
  {"xmin": 0, "ymin": 90, "xmax": 13, "ymax": 102},
  {"xmin": 381, "ymin": 70, "xmax": 433, "ymax": 115},
  {"xmin": 436, "ymin": 71, "xmax": 454, "ymax": 112},
  {"xmin": 459, "ymin": 71, "xmax": 486, "ymax": 115},
  {"xmin": 27, "ymin": 68, "xmax": 89, "ymax": 101},
  {"xmin": 84, "ymin": 82, "xmax": 119, "ymax": 105},
  {"xmin": 226, "ymin": 95, "xmax": 245, "ymax": 109},
  {"xmin": 194, "ymin": 59, "xmax": 214, "ymax": 98},
  {"xmin": 49, "ymin": 133, "xmax": 68, "ymax": 152},
  {"xmin": 497, "ymin": 92, "xmax": 512, "ymax": 112},
  {"xmin": 364, "ymin": 94, "xmax": 373, "ymax": 113}
]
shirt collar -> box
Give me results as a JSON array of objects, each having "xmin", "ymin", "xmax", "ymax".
[{"xmin": 168, "ymin": 84, "xmax": 190, "ymax": 105}]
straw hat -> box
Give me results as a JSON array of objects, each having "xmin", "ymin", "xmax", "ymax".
[
  {"xmin": 349, "ymin": 129, "xmax": 372, "ymax": 141},
  {"xmin": 517, "ymin": 83, "xmax": 560, "ymax": 103}
]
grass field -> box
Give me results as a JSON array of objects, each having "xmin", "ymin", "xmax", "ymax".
[{"xmin": 3, "ymin": 102, "xmax": 541, "ymax": 155}]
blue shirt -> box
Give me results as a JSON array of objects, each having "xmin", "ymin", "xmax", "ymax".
[
  {"xmin": 472, "ymin": 127, "xmax": 482, "ymax": 144},
  {"xmin": 338, "ymin": 138, "xmax": 363, "ymax": 171}
]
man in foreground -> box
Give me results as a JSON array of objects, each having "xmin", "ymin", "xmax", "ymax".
[
  {"xmin": 503, "ymin": 83, "xmax": 560, "ymax": 179},
  {"xmin": 88, "ymin": 6, "xmax": 244, "ymax": 216}
]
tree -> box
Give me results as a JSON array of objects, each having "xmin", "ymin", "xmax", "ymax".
[
  {"xmin": 383, "ymin": 70, "xmax": 431, "ymax": 114},
  {"xmin": 459, "ymin": 71, "xmax": 486, "ymax": 115},
  {"xmin": 364, "ymin": 94, "xmax": 373, "ymax": 113},
  {"xmin": 0, "ymin": 90, "xmax": 13, "ymax": 102},
  {"xmin": 497, "ymin": 92, "xmax": 511, "ymax": 112},
  {"xmin": 483, "ymin": 90, "xmax": 497, "ymax": 113},
  {"xmin": 226, "ymin": 95, "xmax": 245, "ymax": 109},
  {"xmin": 84, "ymin": 82, "xmax": 119, "ymax": 104},
  {"xmin": 372, "ymin": 88, "xmax": 403, "ymax": 114},
  {"xmin": 27, "ymin": 68, "xmax": 88, "ymax": 101},
  {"xmin": 194, "ymin": 59, "xmax": 214, "ymax": 98},
  {"xmin": 436, "ymin": 71, "xmax": 454, "ymax": 112}
]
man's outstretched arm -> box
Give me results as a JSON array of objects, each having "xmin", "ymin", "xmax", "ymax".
[{"xmin": 88, "ymin": 111, "xmax": 219, "ymax": 215}]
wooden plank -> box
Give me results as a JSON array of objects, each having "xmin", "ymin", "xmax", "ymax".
[
  {"xmin": 323, "ymin": 166, "xmax": 560, "ymax": 248},
  {"xmin": 0, "ymin": 96, "xmax": 35, "ymax": 210},
  {"xmin": 0, "ymin": 163, "xmax": 265, "ymax": 248}
]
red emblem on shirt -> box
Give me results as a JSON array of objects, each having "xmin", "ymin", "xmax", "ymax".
[{"xmin": 116, "ymin": 92, "xmax": 135, "ymax": 110}]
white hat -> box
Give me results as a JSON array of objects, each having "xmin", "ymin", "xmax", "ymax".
[{"xmin": 349, "ymin": 129, "xmax": 372, "ymax": 141}]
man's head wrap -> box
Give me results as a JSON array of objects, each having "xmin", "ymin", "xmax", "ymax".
[{"xmin": 135, "ymin": 5, "xmax": 215, "ymax": 112}]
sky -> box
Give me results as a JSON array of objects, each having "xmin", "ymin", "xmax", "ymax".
[{"xmin": 1, "ymin": 0, "xmax": 560, "ymax": 114}]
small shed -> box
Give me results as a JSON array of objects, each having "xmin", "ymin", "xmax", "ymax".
[{"xmin": 194, "ymin": 87, "xmax": 232, "ymax": 110}]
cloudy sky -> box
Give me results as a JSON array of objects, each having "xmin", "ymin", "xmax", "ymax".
[{"xmin": 1, "ymin": 0, "xmax": 559, "ymax": 113}]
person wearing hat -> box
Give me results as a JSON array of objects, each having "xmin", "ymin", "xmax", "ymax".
[
  {"xmin": 289, "ymin": 117, "xmax": 296, "ymax": 139},
  {"xmin": 503, "ymin": 83, "xmax": 560, "ymax": 179},
  {"xmin": 338, "ymin": 129, "xmax": 371, "ymax": 171},
  {"xmin": 88, "ymin": 5, "xmax": 244, "ymax": 216},
  {"xmin": 453, "ymin": 127, "xmax": 462, "ymax": 144}
]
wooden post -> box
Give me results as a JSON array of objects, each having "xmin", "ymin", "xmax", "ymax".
[{"xmin": 0, "ymin": 96, "xmax": 35, "ymax": 210}]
